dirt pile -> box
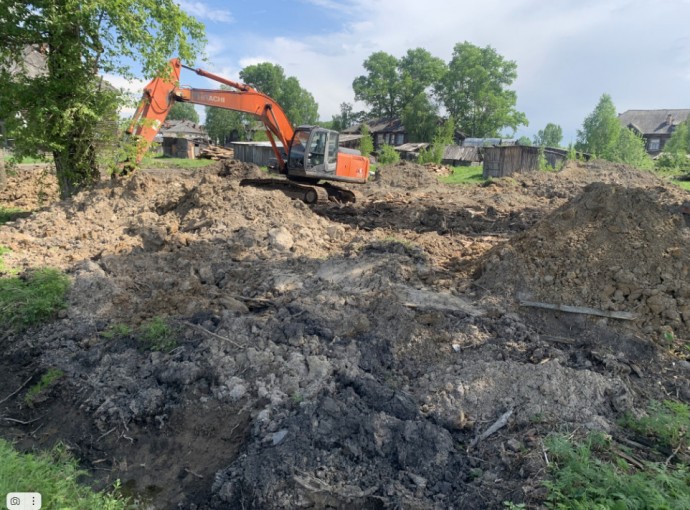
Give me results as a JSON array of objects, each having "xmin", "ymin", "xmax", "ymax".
[
  {"xmin": 477, "ymin": 182, "xmax": 690, "ymax": 340},
  {"xmin": 374, "ymin": 161, "xmax": 440, "ymax": 189},
  {"xmin": 0, "ymin": 165, "xmax": 60, "ymax": 209}
]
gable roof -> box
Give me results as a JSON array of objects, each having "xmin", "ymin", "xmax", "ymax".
[
  {"xmin": 618, "ymin": 109, "xmax": 690, "ymax": 136},
  {"xmin": 341, "ymin": 118, "xmax": 406, "ymax": 135},
  {"xmin": 160, "ymin": 119, "xmax": 207, "ymax": 138}
]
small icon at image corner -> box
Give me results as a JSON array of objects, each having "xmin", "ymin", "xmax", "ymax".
[{"xmin": 6, "ymin": 492, "xmax": 42, "ymax": 510}]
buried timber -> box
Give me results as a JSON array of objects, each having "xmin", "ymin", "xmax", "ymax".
[{"xmin": 0, "ymin": 160, "xmax": 688, "ymax": 508}]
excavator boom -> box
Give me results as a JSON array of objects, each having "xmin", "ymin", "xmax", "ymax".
[{"xmin": 126, "ymin": 58, "xmax": 369, "ymax": 202}]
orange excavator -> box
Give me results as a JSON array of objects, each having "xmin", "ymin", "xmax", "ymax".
[{"xmin": 125, "ymin": 58, "xmax": 369, "ymax": 203}]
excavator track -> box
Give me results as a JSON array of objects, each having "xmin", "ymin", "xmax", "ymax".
[{"xmin": 239, "ymin": 178, "xmax": 357, "ymax": 204}]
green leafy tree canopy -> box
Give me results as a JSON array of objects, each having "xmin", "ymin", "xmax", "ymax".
[
  {"xmin": 239, "ymin": 63, "xmax": 318, "ymax": 126},
  {"xmin": 438, "ymin": 42, "xmax": 527, "ymax": 137},
  {"xmin": 576, "ymin": 94, "xmax": 651, "ymax": 168},
  {"xmin": 534, "ymin": 123, "xmax": 563, "ymax": 147},
  {"xmin": 167, "ymin": 102, "xmax": 200, "ymax": 124},
  {"xmin": 0, "ymin": 0, "xmax": 205, "ymax": 198}
]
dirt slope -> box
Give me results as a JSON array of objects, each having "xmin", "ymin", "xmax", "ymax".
[{"xmin": 0, "ymin": 160, "xmax": 688, "ymax": 509}]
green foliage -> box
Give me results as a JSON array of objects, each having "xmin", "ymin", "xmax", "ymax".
[
  {"xmin": 576, "ymin": 94, "xmax": 652, "ymax": 168},
  {"xmin": 24, "ymin": 368, "xmax": 64, "ymax": 406},
  {"xmin": 359, "ymin": 124, "xmax": 374, "ymax": 157},
  {"xmin": 166, "ymin": 102, "xmax": 200, "ymax": 123},
  {"xmin": 353, "ymin": 48, "xmax": 445, "ymax": 122},
  {"xmin": 0, "ymin": 268, "xmax": 70, "ymax": 332},
  {"xmin": 657, "ymin": 122, "xmax": 690, "ymax": 171},
  {"xmin": 331, "ymin": 103, "xmax": 364, "ymax": 132},
  {"xmin": 139, "ymin": 155, "xmax": 215, "ymax": 169},
  {"xmin": 139, "ymin": 316, "xmax": 177, "ymax": 352},
  {"xmin": 0, "ymin": 439, "xmax": 129, "ymax": 509},
  {"xmin": 545, "ymin": 432, "xmax": 690, "ymax": 510},
  {"xmin": 377, "ymin": 144, "xmax": 400, "ymax": 165},
  {"xmin": 101, "ymin": 323, "xmax": 133, "ymax": 339},
  {"xmin": 0, "ymin": 207, "xmax": 29, "ymax": 225},
  {"xmin": 517, "ymin": 136, "xmax": 532, "ymax": 146},
  {"xmin": 239, "ymin": 63, "xmax": 319, "ymax": 126},
  {"xmin": 621, "ymin": 401, "xmax": 689, "ymax": 453},
  {"xmin": 534, "ymin": 123, "xmax": 563, "ymax": 147},
  {"xmin": 418, "ymin": 117, "xmax": 455, "ymax": 164},
  {"xmin": 439, "ymin": 166, "xmax": 485, "ymax": 184},
  {"xmin": 438, "ymin": 42, "xmax": 527, "ymax": 137},
  {"xmin": 0, "ymin": 1, "xmax": 205, "ymax": 198}
]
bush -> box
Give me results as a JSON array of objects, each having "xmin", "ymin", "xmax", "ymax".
[{"xmin": 377, "ymin": 144, "xmax": 400, "ymax": 165}]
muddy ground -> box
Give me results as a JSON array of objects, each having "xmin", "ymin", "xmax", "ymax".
[{"xmin": 1, "ymin": 159, "xmax": 689, "ymax": 509}]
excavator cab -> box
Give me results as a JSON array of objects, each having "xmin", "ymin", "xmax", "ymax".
[{"xmin": 287, "ymin": 127, "xmax": 338, "ymax": 179}]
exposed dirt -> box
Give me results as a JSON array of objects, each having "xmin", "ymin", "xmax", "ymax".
[{"xmin": 0, "ymin": 159, "xmax": 689, "ymax": 509}]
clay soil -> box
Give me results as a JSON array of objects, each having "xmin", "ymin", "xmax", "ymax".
[{"xmin": 1, "ymin": 159, "xmax": 689, "ymax": 509}]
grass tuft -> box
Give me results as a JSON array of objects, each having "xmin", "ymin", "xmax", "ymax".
[
  {"xmin": 0, "ymin": 207, "xmax": 30, "ymax": 225},
  {"xmin": 0, "ymin": 439, "xmax": 129, "ymax": 509},
  {"xmin": 0, "ymin": 268, "xmax": 70, "ymax": 332},
  {"xmin": 139, "ymin": 316, "xmax": 177, "ymax": 352},
  {"xmin": 24, "ymin": 368, "xmax": 64, "ymax": 407}
]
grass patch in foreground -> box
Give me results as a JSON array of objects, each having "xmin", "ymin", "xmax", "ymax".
[
  {"xmin": 0, "ymin": 268, "xmax": 70, "ymax": 331},
  {"xmin": 0, "ymin": 207, "xmax": 30, "ymax": 225},
  {"xmin": 0, "ymin": 439, "xmax": 129, "ymax": 509},
  {"xmin": 545, "ymin": 401, "xmax": 690, "ymax": 509},
  {"xmin": 439, "ymin": 166, "xmax": 485, "ymax": 185},
  {"xmin": 139, "ymin": 155, "xmax": 215, "ymax": 169}
]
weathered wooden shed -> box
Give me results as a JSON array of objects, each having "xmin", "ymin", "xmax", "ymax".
[
  {"xmin": 483, "ymin": 146, "xmax": 569, "ymax": 178},
  {"xmin": 231, "ymin": 141, "xmax": 285, "ymax": 167}
]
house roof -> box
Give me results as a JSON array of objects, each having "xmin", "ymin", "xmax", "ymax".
[
  {"xmin": 461, "ymin": 138, "xmax": 516, "ymax": 147},
  {"xmin": 160, "ymin": 119, "xmax": 207, "ymax": 137},
  {"xmin": 443, "ymin": 145, "xmax": 480, "ymax": 162},
  {"xmin": 342, "ymin": 118, "xmax": 406, "ymax": 135},
  {"xmin": 395, "ymin": 142, "xmax": 430, "ymax": 152},
  {"xmin": 618, "ymin": 109, "xmax": 690, "ymax": 136}
]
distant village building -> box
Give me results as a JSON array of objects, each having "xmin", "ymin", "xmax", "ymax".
[
  {"xmin": 231, "ymin": 141, "xmax": 285, "ymax": 167},
  {"xmin": 342, "ymin": 118, "xmax": 407, "ymax": 150},
  {"xmin": 157, "ymin": 119, "xmax": 210, "ymax": 159},
  {"xmin": 483, "ymin": 145, "xmax": 573, "ymax": 178},
  {"xmin": 618, "ymin": 109, "xmax": 690, "ymax": 156}
]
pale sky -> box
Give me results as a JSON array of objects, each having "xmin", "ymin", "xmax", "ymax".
[{"xmin": 120, "ymin": 0, "xmax": 690, "ymax": 144}]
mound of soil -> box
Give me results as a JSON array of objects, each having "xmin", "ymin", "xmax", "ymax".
[
  {"xmin": 477, "ymin": 182, "xmax": 690, "ymax": 340},
  {"xmin": 374, "ymin": 161, "xmax": 440, "ymax": 189},
  {"xmin": 0, "ymin": 165, "xmax": 60, "ymax": 209}
]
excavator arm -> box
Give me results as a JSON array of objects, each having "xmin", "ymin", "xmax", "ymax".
[{"xmin": 126, "ymin": 58, "xmax": 295, "ymax": 169}]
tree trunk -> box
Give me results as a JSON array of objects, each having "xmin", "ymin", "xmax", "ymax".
[
  {"xmin": 53, "ymin": 138, "xmax": 100, "ymax": 200},
  {"xmin": 0, "ymin": 147, "xmax": 6, "ymax": 192}
]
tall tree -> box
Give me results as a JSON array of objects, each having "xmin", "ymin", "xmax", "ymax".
[
  {"xmin": 438, "ymin": 42, "xmax": 527, "ymax": 137},
  {"xmin": 0, "ymin": 0, "xmax": 205, "ymax": 198},
  {"xmin": 533, "ymin": 123, "xmax": 563, "ymax": 147},
  {"xmin": 576, "ymin": 94, "xmax": 651, "ymax": 168},
  {"xmin": 398, "ymin": 48, "xmax": 446, "ymax": 106},
  {"xmin": 402, "ymin": 93, "xmax": 438, "ymax": 143},
  {"xmin": 167, "ymin": 102, "xmax": 200, "ymax": 124},
  {"xmin": 352, "ymin": 51, "xmax": 401, "ymax": 119},
  {"xmin": 204, "ymin": 86, "xmax": 245, "ymax": 145},
  {"xmin": 239, "ymin": 63, "xmax": 318, "ymax": 126},
  {"xmin": 331, "ymin": 102, "xmax": 364, "ymax": 132}
]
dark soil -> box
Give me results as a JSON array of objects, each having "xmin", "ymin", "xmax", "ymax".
[{"xmin": 0, "ymin": 160, "xmax": 688, "ymax": 509}]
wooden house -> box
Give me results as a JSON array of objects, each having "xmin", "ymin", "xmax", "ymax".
[
  {"xmin": 618, "ymin": 109, "xmax": 690, "ymax": 156},
  {"xmin": 158, "ymin": 120, "xmax": 210, "ymax": 158},
  {"xmin": 483, "ymin": 145, "xmax": 571, "ymax": 178},
  {"xmin": 342, "ymin": 118, "xmax": 407, "ymax": 150}
]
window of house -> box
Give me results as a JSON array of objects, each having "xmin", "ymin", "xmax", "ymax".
[{"xmin": 648, "ymin": 138, "xmax": 660, "ymax": 151}]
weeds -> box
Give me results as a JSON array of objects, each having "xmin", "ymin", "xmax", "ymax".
[
  {"xmin": 0, "ymin": 206, "xmax": 29, "ymax": 225},
  {"xmin": 0, "ymin": 439, "xmax": 129, "ymax": 509},
  {"xmin": 139, "ymin": 316, "xmax": 177, "ymax": 352},
  {"xmin": 24, "ymin": 368, "xmax": 64, "ymax": 406},
  {"xmin": 545, "ymin": 401, "xmax": 690, "ymax": 508},
  {"xmin": 439, "ymin": 166, "xmax": 484, "ymax": 185},
  {"xmin": 0, "ymin": 268, "xmax": 70, "ymax": 332},
  {"xmin": 101, "ymin": 323, "xmax": 133, "ymax": 339},
  {"xmin": 620, "ymin": 400, "xmax": 689, "ymax": 454}
]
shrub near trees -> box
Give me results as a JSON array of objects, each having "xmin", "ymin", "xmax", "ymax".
[{"xmin": 576, "ymin": 94, "xmax": 652, "ymax": 169}]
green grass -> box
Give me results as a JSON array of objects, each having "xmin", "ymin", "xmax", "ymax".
[
  {"xmin": 24, "ymin": 368, "xmax": 64, "ymax": 407},
  {"xmin": 0, "ymin": 439, "xmax": 129, "ymax": 509},
  {"xmin": 439, "ymin": 165, "xmax": 485, "ymax": 185},
  {"xmin": 101, "ymin": 323, "xmax": 133, "ymax": 339},
  {"xmin": 0, "ymin": 206, "xmax": 30, "ymax": 225},
  {"xmin": 545, "ymin": 401, "xmax": 690, "ymax": 509},
  {"xmin": 139, "ymin": 155, "xmax": 215, "ymax": 169},
  {"xmin": 2, "ymin": 154, "xmax": 51, "ymax": 164},
  {"xmin": 139, "ymin": 316, "xmax": 177, "ymax": 352},
  {"xmin": 0, "ymin": 268, "xmax": 70, "ymax": 332}
]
